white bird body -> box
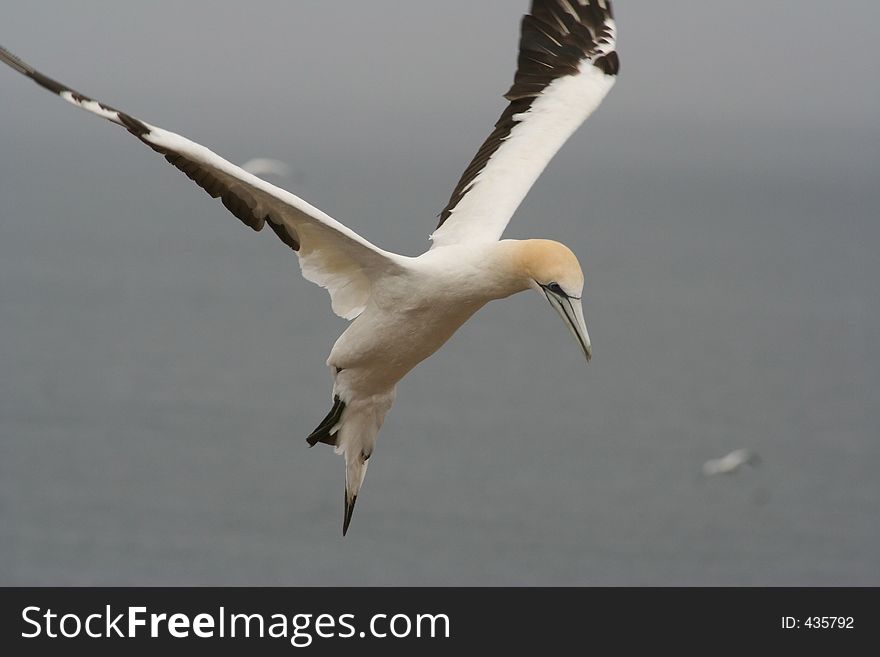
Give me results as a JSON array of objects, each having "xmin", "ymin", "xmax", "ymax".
[
  {"xmin": 330, "ymin": 239, "xmax": 580, "ymax": 391},
  {"xmin": 328, "ymin": 240, "xmax": 565, "ymax": 507},
  {"xmin": 1, "ymin": 0, "xmax": 619, "ymax": 534},
  {"xmin": 240, "ymin": 158, "xmax": 291, "ymax": 178},
  {"xmin": 702, "ymin": 449, "xmax": 762, "ymax": 476}
]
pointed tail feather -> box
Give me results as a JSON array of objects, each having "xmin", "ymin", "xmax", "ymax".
[
  {"xmin": 343, "ymin": 495, "xmax": 356, "ymax": 536},
  {"xmin": 318, "ymin": 386, "xmax": 394, "ymax": 536},
  {"xmin": 342, "ymin": 450, "xmax": 368, "ymax": 536}
]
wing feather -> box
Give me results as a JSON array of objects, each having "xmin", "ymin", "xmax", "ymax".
[
  {"xmin": 430, "ymin": 0, "xmax": 619, "ymax": 249},
  {"xmin": 0, "ymin": 45, "xmax": 404, "ymax": 320}
]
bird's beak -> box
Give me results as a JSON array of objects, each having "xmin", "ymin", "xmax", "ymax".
[{"xmin": 543, "ymin": 289, "xmax": 592, "ymax": 361}]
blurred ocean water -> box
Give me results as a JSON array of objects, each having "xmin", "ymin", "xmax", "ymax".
[{"xmin": 0, "ymin": 0, "xmax": 877, "ymax": 585}]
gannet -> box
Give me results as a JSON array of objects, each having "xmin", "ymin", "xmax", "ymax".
[
  {"xmin": 241, "ymin": 158, "xmax": 291, "ymax": 179},
  {"xmin": 0, "ymin": 0, "xmax": 620, "ymax": 535},
  {"xmin": 702, "ymin": 450, "xmax": 762, "ymax": 477}
]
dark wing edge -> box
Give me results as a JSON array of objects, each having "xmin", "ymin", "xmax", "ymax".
[
  {"xmin": 1, "ymin": 44, "xmax": 298, "ymax": 251},
  {"xmin": 435, "ymin": 0, "xmax": 619, "ymax": 229}
]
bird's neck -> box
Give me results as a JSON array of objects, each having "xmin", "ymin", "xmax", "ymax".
[{"xmin": 478, "ymin": 240, "xmax": 540, "ymax": 300}]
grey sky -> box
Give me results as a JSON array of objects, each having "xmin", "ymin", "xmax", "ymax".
[
  {"xmin": 3, "ymin": 1, "xmax": 877, "ymax": 251},
  {"xmin": 1, "ymin": 2, "xmax": 878, "ymax": 585},
  {"xmin": 3, "ymin": 2, "xmax": 878, "ymax": 136},
  {"xmin": 3, "ymin": 1, "xmax": 879, "ymax": 126}
]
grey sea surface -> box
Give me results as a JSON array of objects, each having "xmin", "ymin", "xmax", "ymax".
[{"xmin": 1, "ymin": 1, "xmax": 878, "ymax": 585}]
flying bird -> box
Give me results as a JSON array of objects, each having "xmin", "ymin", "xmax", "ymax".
[
  {"xmin": 0, "ymin": 0, "xmax": 620, "ymax": 535},
  {"xmin": 240, "ymin": 158, "xmax": 292, "ymax": 179},
  {"xmin": 702, "ymin": 449, "xmax": 762, "ymax": 477}
]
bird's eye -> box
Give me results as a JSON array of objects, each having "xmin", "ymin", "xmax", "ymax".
[{"xmin": 546, "ymin": 282, "xmax": 566, "ymax": 297}]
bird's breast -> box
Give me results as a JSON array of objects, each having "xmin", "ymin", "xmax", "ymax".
[{"xmin": 329, "ymin": 282, "xmax": 485, "ymax": 388}]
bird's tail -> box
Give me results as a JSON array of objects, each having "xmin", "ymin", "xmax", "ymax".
[
  {"xmin": 343, "ymin": 448, "xmax": 369, "ymax": 537},
  {"xmin": 308, "ymin": 389, "xmax": 395, "ymax": 536}
]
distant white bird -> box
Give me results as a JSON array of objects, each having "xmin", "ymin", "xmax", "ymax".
[
  {"xmin": 241, "ymin": 158, "xmax": 291, "ymax": 179},
  {"xmin": 702, "ymin": 449, "xmax": 762, "ymax": 476},
  {"xmin": 0, "ymin": 0, "xmax": 619, "ymax": 535}
]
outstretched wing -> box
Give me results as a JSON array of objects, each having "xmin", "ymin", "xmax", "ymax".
[
  {"xmin": 430, "ymin": 0, "xmax": 619, "ymax": 249},
  {"xmin": 0, "ymin": 45, "xmax": 404, "ymax": 320}
]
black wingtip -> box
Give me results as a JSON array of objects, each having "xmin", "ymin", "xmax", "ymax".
[
  {"xmin": 0, "ymin": 46, "xmax": 70, "ymax": 97},
  {"xmin": 343, "ymin": 492, "xmax": 358, "ymax": 537},
  {"xmin": 0, "ymin": 45, "xmax": 33, "ymax": 76}
]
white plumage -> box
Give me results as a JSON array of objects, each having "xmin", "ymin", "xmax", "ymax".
[
  {"xmin": 241, "ymin": 158, "xmax": 291, "ymax": 179},
  {"xmin": 702, "ymin": 449, "xmax": 762, "ymax": 476},
  {"xmin": 0, "ymin": 0, "xmax": 619, "ymax": 535},
  {"xmin": 431, "ymin": 64, "xmax": 616, "ymax": 248}
]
